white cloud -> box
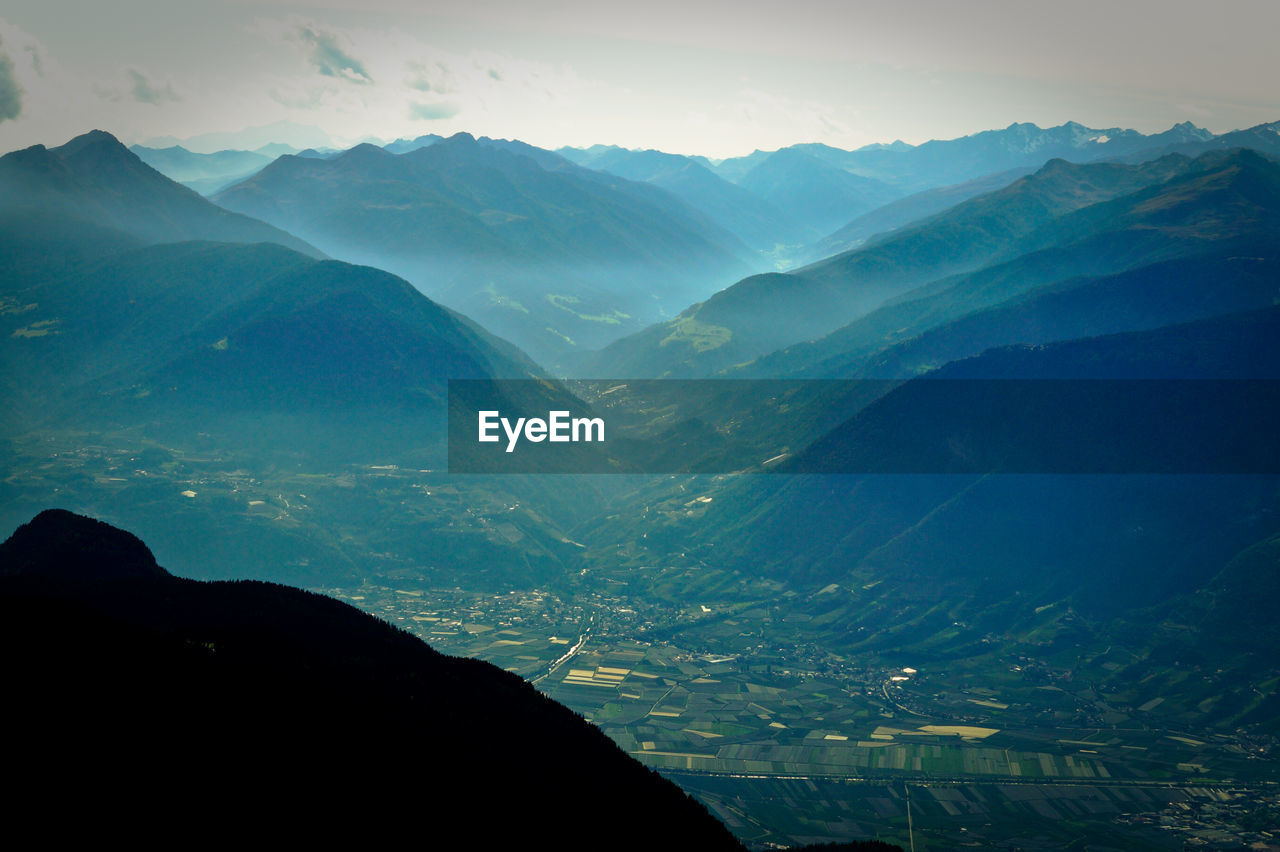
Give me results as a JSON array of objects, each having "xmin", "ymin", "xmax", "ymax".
[
  {"xmin": 126, "ymin": 67, "xmax": 181, "ymax": 105},
  {"xmin": 408, "ymin": 101, "xmax": 461, "ymax": 121},
  {"xmin": 0, "ymin": 37, "xmax": 22, "ymax": 122}
]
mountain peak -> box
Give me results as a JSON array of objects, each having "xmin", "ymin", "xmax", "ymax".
[
  {"xmin": 54, "ymin": 129, "xmax": 129, "ymax": 157},
  {"xmin": 0, "ymin": 509, "xmax": 169, "ymax": 582},
  {"xmin": 337, "ymin": 142, "xmax": 392, "ymax": 160}
]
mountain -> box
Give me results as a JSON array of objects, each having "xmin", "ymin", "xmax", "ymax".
[
  {"xmin": 1117, "ymin": 119, "xmax": 1280, "ymax": 163},
  {"xmin": 735, "ymin": 147, "xmax": 901, "ymax": 240},
  {"xmin": 801, "ymin": 166, "xmax": 1034, "ymax": 262},
  {"xmin": 213, "ymin": 132, "xmax": 755, "ymax": 363},
  {"xmin": 0, "ymin": 130, "xmax": 319, "ymax": 257},
  {"xmin": 383, "ymin": 133, "xmax": 443, "ymax": 154},
  {"xmin": 558, "ymin": 145, "xmax": 806, "ymax": 250},
  {"xmin": 0, "ymin": 196, "xmax": 595, "ymax": 592},
  {"xmin": 129, "ymin": 143, "xmax": 274, "ymax": 195},
  {"xmin": 649, "ymin": 306, "xmax": 1280, "ymax": 635},
  {"xmin": 140, "ymin": 119, "xmax": 336, "ymax": 153},
  {"xmin": 708, "ymin": 122, "xmax": 1214, "ymax": 196},
  {"xmin": 753, "ymin": 147, "xmax": 1280, "ymax": 378},
  {"xmin": 0, "ymin": 239, "xmax": 546, "ymax": 456},
  {"xmin": 849, "ymin": 252, "xmax": 1280, "ymax": 380},
  {"xmin": 0, "ymin": 508, "xmax": 748, "ymax": 849},
  {"xmin": 585, "ymin": 152, "xmax": 1201, "ymax": 377}
]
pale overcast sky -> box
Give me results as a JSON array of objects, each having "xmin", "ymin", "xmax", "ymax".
[{"xmin": 0, "ymin": 0, "xmax": 1276, "ymax": 157}]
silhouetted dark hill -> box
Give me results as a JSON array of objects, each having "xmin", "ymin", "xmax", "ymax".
[
  {"xmin": 0, "ymin": 130, "xmax": 318, "ymax": 256},
  {"xmin": 214, "ymin": 132, "xmax": 753, "ymax": 363},
  {"xmin": 0, "ymin": 508, "xmax": 746, "ymax": 849}
]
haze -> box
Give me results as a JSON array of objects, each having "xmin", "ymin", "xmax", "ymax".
[{"xmin": 0, "ymin": 0, "xmax": 1276, "ymax": 157}]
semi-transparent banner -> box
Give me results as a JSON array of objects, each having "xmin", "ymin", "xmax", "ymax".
[{"xmin": 447, "ymin": 379, "xmax": 1280, "ymax": 474}]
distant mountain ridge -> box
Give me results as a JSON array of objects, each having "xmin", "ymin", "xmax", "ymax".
[
  {"xmin": 129, "ymin": 144, "xmax": 275, "ymax": 195},
  {"xmin": 711, "ymin": 120, "xmax": 1215, "ymax": 194},
  {"xmin": 214, "ymin": 131, "xmax": 755, "ymax": 363},
  {"xmin": 0, "ymin": 130, "xmax": 319, "ymax": 257},
  {"xmin": 583, "ymin": 150, "xmax": 1227, "ymax": 378},
  {"xmin": 558, "ymin": 144, "xmax": 805, "ymax": 250},
  {"xmin": 750, "ymin": 147, "xmax": 1280, "ymax": 379}
]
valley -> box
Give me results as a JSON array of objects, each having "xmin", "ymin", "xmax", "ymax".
[
  {"xmin": 329, "ymin": 563, "xmax": 1280, "ymax": 850},
  {"xmin": 5, "ymin": 104, "xmax": 1280, "ymax": 849}
]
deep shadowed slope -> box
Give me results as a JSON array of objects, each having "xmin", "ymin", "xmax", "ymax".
[
  {"xmin": 0, "ymin": 508, "xmax": 746, "ymax": 850},
  {"xmin": 679, "ymin": 307, "xmax": 1280, "ymax": 622}
]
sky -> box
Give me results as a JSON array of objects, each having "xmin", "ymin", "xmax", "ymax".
[{"xmin": 0, "ymin": 0, "xmax": 1276, "ymax": 158}]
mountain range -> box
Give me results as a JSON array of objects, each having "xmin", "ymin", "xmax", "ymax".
[
  {"xmin": 212, "ymin": 132, "xmax": 755, "ymax": 363},
  {"xmin": 5, "ymin": 114, "xmax": 1280, "ymax": 848}
]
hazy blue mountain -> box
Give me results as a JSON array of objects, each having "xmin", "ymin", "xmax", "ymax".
[
  {"xmin": 711, "ymin": 122, "xmax": 1213, "ymax": 195},
  {"xmin": 0, "ymin": 130, "xmax": 319, "ymax": 257},
  {"xmin": 0, "ymin": 239, "xmax": 545, "ymax": 452},
  {"xmin": 129, "ymin": 144, "xmax": 274, "ymax": 195},
  {"xmin": 754, "ymin": 148, "xmax": 1280, "ymax": 378},
  {"xmin": 140, "ymin": 120, "xmax": 336, "ymax": 154},
  {"xmin": 0, "ymin": 508, "xmax": 747, "ymax": 850},
  {"xmin": 802, "ymin": 166, "xmax": 1034, "ymax": 262},
  {"xmin": 253, "ymin": 142, "xmax": 300, "ymax": 157},
  {"xmin": 735, "ymin": 147, "xmax": 902, "ymax": 239},
  {"xmin": 214, "ymin": 132, "xmax": 754, "ymax": 363},
  {"xmin": 0, "ymin": 226, "xmax": 592, "ymax": 590},
  {"xmin": 707, "ymin": 148, "xmax": 772, "ymax": 183},
  {"xmin": 558, "ymin": 145, "xmax": 806, "ymax": 250},
  {"xmin": 1117, "ymin": 119, "xmax": 1280, "ymax": 163},
  {"xmin": 584, "ymin": 153, "xmax": 1199, "ymax": 378},
  {"xmin": 383, "ymin": 133, "xmax": 443, "ymax": 154}
]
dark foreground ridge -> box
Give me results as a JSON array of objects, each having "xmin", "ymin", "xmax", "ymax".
[{"xmin": 0, "ymin": 509, "xmax": 897, "ymax": 851}]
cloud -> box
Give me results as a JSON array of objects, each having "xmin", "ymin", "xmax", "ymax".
[
  {"xmin": 0, "ymin": 38, "xmax": 22, "ymax": 122},
  {"xmin": 296, "ymin": 24, "xmax": 372, "ymax": 84},
  {"xmin": 408, "ymin": 101, "xmax": 461, "ymax": 121},
  {"xmin": 405, "ymin": 59, "xmax": 456, "ymax": 94},
  {"xmin": 126, "ymin": 67, "xmax": 180, "ymax": 105}
]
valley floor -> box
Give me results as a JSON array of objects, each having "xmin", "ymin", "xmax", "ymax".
[{"xmin": 325, "ymin": 579, "xmax": 1280, "ymax": 850}]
